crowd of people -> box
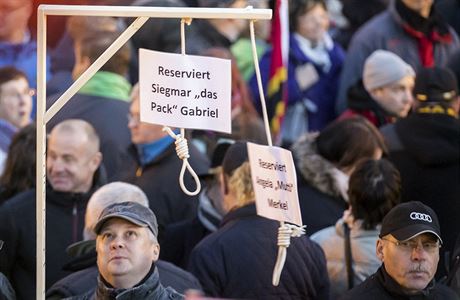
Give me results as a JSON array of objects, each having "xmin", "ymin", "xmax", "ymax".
[{"xmin": 0, "ymin": 0, "xmax": 459, "ymax": 299}]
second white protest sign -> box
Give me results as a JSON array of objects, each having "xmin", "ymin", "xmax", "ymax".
[
  {"xmin": 247, "ymin": 142, "xmax": 302, "ymax": 226},
  {"xmin": 139, "ymin": 49, "xmax": 231, "ymax": 133}
]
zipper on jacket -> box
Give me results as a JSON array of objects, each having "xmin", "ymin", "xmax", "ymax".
[
  {"xmin": 136, "ymin": 166, "xmax": 143, "ymax": 177},
  {"xmin": 72, "ymin": 202, "xmax": 78, "ymax": 243}
]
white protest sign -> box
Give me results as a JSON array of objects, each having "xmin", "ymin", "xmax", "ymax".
[
  {"xmin": 247, "ymin": 143, "xmax": 302, "ymax": 226},
  {"xmin": 139, "ymin": 49, "xmax": 231, "ymax": 133}
]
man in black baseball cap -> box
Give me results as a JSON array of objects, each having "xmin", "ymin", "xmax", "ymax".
[
  {"xmin": 89, "ymin": 202, "xmax": 184, "ymax": 299},
  {"xmin": 342, "ymin": 201, "xmax": 459, "ymax": 299},
  {"xmin": 378, "ymin": 201, "xmax": 442, "ymax": 244}
]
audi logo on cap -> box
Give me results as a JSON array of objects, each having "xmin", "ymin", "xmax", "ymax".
[{"xmin": 410, "ymin": 212, "xmax": 432, "ymax": 222}]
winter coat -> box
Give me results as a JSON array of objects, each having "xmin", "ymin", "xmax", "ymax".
[
  {"xmin": 340, "ymin": 266, "xmax": 459, "ymax": 299},
  {"xmin": 380, "ymin": 113, "xmax": 460, "ymax": 276},
  {"xmin": 338, "ymin": 80, "xmax": 394, "ymax": 128},
  {"xmin": 311, "ymin": 219, "xmax": 381, "ymax": 299},
  {"xmin": 250, "ymin": 33, "xmax": 344, "ymax": 134},
  {"xmin": 336, "ymin": 0, "xmax": 460, "ymax": 113},
  {"xmin": 47, "ymin": 93, "xmax": 131, "ymax": 181},
  {"xmin": 188, "ymin": 203, "xmax": 330, "ymax": 299},
  {"xmin": 291, "ymin": 133, "xmax": 348, "ymax": 236},
  {"xmin": 118, "ymin": 144, "xmax": 209, "ymax": 231},
  {"xmin": 67, "ymin": 266, "xmax": 183, "ymax": 300},
  {"xmin": 0, "ymin": 175, "xmax": 103, "ymax": 300},
  {"xmin": 47, "ymin": 262, "xmax": 201, "ymax": 299},
  {"xmin": 46, "ymin": 238, "xmax": 201, "ymax": 299}
]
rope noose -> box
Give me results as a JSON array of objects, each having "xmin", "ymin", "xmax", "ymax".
[
  {"xmin": 272, "ymin": 224, "xmax": 306, "ymax": 285},
  {"xmin": 161, "ymin": 17, "xmax": 201, "ymax": 196}
]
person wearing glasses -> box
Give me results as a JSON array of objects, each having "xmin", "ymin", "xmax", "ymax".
[
  {"xmin": 0, "ymin": 0, "xmax": 51, "ymax": 113},
  {"xmin": 0, "ymin": 66, "xmax": 34, "ymax": 174},
  {"xmin": 341, "ymin": 201, "xmax": 459, "ymax": 299}
]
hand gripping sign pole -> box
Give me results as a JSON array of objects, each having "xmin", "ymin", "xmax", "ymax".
[
  {"xmin": 248, "ymin": 20, "xmax": 306, "ymax": 286},
  {"xmin": 36, "ymin": 5, "xmax": 271, "ymax": 299}
]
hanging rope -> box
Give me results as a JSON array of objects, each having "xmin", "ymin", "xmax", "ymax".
[
  {"xmin": 272, "ymin": 223, "xmax": 306, "ymax": 285},
  {"xmin": 249, "ymin": 19, "xmax": 273, "ymax": 147},
  {"xmin": 249, "ymin": 19, "xmax": 306, "ymax": 286},
  {"xmin": 161, "ymin": 17, "xmax": 201, "ymax": 196}
]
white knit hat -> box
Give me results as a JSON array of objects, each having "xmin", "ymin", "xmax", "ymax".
[{"xmin": 363, "ymin": 50, "xmax": 415, "ymax": 91}]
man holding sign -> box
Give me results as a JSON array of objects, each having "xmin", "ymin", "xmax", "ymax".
[{"xmin": 188, "ymin": 141, "xmax": 330, "ymax": 299}]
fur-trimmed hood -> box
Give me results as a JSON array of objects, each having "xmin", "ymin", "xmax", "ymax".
[{"xmin": 291, "ymin": 133, "xmax": 349, "ymax": 201}]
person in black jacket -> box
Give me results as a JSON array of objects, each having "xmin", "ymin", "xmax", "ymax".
[
  {"xmin": 0, "ymin": 119, "xmax": 104, "ymax": 300},
  {"xmin": 188, "ymin": 141, "xmax": 330, "ymax": 299},
  {"xmin": 341, "ymin": 201, "xmax": 459, "ymax": 299},
  {"xmin": 46, "ymin": 181, "xmax": 202, "ymax": 299},
  {"xmin": 70, "ymin": 202, "xmax": 183, "ymax": 299}
]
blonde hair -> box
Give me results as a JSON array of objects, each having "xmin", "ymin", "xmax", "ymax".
[{"xmin": 227, "ymin": 162, "xmax": 255, "ymax": 208}]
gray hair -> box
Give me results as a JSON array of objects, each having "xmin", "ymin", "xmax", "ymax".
[
  {"xmin": 51, "ymin": 119, "xmax": 100, "ymax": 155},
  {"xmin": 83, "ymin": 182, "xmax": 149, "ymax": 240}
]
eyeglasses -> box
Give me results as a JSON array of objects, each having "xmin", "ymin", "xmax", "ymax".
[
  {"xmin": 382, "ymin": 238, "xmax": 441, "ymax": 253},
  {"xmin": 2, "ymin": 88, "xmax": 35, "ymax": 99},
  {"xmin": 127, "ymin": 113, "xmax": 140, "ymax": 124}
]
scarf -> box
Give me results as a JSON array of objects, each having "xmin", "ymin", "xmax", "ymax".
[
  {"xmin": 395, "ymin": 0, "xmax": 452, "ymax": 67},
  {"xmin": 198, "ymin": 188, "xmax": 223, "ymax": 232},
  {"xmin": 79, "ymin": 71, "xmax": 131, "ymax": 101},
  {"xmin": 293, "ymin": 32, "xmax": 333, "ymax": 73}
]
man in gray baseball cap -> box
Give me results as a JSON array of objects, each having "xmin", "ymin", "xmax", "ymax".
[
  {"xmin": 83, "ymin": 202, "xmax": 184, "ymax": 299},
  {"xmin": 342, "ymin": 201, "xmax": 459, "ymax": 299},
  {"xmin": 94, "ymin": 201, "xmax": 159, "ymax": 237}
]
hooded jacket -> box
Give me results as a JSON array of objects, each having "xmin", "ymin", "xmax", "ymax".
[{"xmin": 291, "ymin": 133, "xmax": 349, "ymax": 236}]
